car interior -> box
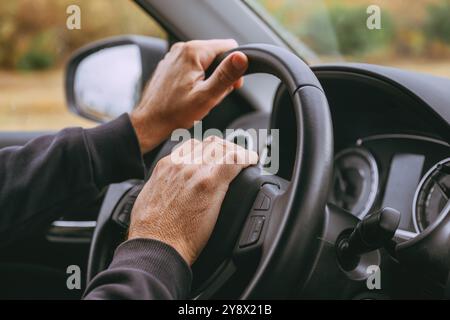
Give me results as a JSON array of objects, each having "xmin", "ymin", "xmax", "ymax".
[{"xmin": 0, "ymin": 0, "xmax": 449, "ymax": 300}]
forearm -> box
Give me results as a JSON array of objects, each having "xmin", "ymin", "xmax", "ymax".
[{"xmin": 0, "ymin": 114, "xmax": 145, "ymax": 246}]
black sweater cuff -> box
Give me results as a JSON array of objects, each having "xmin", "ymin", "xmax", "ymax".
[
  {"xmin": 110, "ymin": 238, "xmax": 193, "ymax": 299},
  {"xmin": 83, "ymin": 114, "xmax": 145, "ymax": 188}
]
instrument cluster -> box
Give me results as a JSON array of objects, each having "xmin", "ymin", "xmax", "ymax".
[{"xmin": 328, "ymin": 135, "xmax": 450, "ymax": 239}]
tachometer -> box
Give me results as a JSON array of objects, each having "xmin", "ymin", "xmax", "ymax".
[
  {"xmin": 413, "ymin": 158, "xmax": 450, "ymax": 232},
  {"xmin": 328, "ymin": 147, "xmax": 379, "ymax": 218}
]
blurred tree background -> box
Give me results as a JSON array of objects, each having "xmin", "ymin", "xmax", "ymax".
[
  {"xmin": 257, "ymin": 0, "xmax": 450, "ymax": 64},
  {"xmin": 2, "ymin": 0, "xmax": 447, "ymax": 72},
  {"xmin": 0, "ymin": 0, "xmax": 164, "ymax": 71},
  {"xmin": 0, "ymin": 0, "xmax": 165, "ymax": 130}
]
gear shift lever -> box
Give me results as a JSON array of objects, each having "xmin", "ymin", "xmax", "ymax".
[{"xmin": 338, "ymin": 207, "xmax": 401, "ymax": 270}]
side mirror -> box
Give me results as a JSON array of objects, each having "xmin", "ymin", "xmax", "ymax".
[{"xmin": 65, "ymin": 36, "xmax": 167, "ymax": 122}]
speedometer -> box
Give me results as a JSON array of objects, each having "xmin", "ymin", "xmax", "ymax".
[
  {"xmin": 413, "ymin": 158, "xmax": 450, "ymax": 232},
  {"xmin": 328, "ymin": 147, "xmax": 379, "ymax": 218}
]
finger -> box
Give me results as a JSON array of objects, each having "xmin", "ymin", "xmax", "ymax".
[
  {"xmin": 181, "ymin": 138, "xmax": 207, "ymax": 164},
  {"xmin": 224, "ymin": 148, "xmax": 259, "ymax": 167},
  {"xmin": 200, "ymin": 51, "xmax": 248, "ymax": 99},
  {"xmin": 194, "ymin": 39, "xmax": 239, "ymax": 69},
  {"xmin": 173, "ymin": 138, "xmax": 201, "ymax": 156},
  {"xmin": 184, "ymin": 136, "xmax": 225, "ymax": 164},
  {"xmin": 214, "ymin": 148, "xmax": 259, "ymax": 182},
  {"xmin": 199, "ymin": 136, "xmax": 241, "ymax": 165},
  {"xmin": 208, "ymin": 137, "xmax": 257, "ymax": 166},
  {"xmin": 202, "ymin": 137, "xmax": 228, "ymax": 164},
  {"xmin": 171, "ymin": 139, "xmax": 201, "ymax": 164},
  {"xmin": 233, "ymin": 77, "xmax": 244, "ymax": 89}
]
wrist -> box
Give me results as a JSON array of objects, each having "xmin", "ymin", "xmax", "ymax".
[
  {"xmin": 128, "ymin": 231, "xmax": 194, "ymax": 266},
  {"xmin": 130, "ymin": 111, "xmax": 166, "ymax": 154}
]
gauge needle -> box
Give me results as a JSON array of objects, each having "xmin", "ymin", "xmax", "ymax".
[
  {"xmin": 336, "ymin": 169, "xmax": 348, "ymax": 193},
  {"xmin": 435, "ymin": 182, "xmax": 449, "ymax": 201}
]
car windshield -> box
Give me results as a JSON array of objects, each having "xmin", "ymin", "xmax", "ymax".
[{"xmin": 245, "ymin": 0, "xmax": 450, "ymax": 78}]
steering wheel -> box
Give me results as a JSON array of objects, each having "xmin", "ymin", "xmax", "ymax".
[{"xmin": 87, "ymin": 44, "xmax": 334, "ymax": 299}]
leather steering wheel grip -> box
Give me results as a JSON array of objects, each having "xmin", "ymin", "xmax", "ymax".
[
  {"xmin": 216, "ymin": 44, "xmax": 334, "ymax": 298},
  {"xmin": 212, "ymin": 44, "xmax": 323, "ymax": 94}
]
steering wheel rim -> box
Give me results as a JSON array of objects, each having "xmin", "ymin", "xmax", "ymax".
[{"xmin": 87, "ymin": 44, "xmax": 334, "ymax": 299}]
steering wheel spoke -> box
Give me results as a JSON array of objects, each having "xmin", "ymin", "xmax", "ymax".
[{"xmin": 193, "ymin": 174, "xmax": 288, "ymax": 299}]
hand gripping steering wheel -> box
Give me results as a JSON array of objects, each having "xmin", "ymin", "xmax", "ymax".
[{"xmin": 87, "ymin": 44, "xmax": 334, "ymax": 299}]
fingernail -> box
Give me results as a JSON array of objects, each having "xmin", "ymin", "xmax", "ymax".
[{"xmin": 231, "ymin": 53, "xmax": 247, "ymax": 71}]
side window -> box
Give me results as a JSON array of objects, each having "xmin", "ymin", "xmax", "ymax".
[{"xmin": 0, "ymin": 0, "xmax": 166, "ymax": 131}]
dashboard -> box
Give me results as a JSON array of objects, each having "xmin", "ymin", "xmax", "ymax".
[
  {"xmin": 316, "ymin": 66, "xmax": 450, "ymax": 241},
  {"xmin": 229, "ymin": 63, "xmax": 450, "ymax": 243},
  {"xmin": 327, "ymin": 135, "xmax": 449, "ymax": 238}
]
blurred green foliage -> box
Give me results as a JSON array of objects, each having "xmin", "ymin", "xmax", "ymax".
[
  {"xmin": 16, "ymin": 31, "xmax": 57, "ymax": 70},
  {"xmin": 425, "ymin": 0, "xmax": 450, "ymax": 44},
  {"xmin": 301, "ymin": 5, "xmax": 394, "ymax": 55}
]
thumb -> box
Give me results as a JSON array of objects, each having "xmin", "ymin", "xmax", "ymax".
[{"xmin": 203, "ymin": 52, "xmax": 248, "ymax": 97}]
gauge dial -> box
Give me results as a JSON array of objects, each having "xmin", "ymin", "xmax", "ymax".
[
  {"xmin": 329, "ymin": 148, "xmax": 379, "ymax": 218},
  {"xmin": 413, "ymin": 158, "xmax": 450, "ymax": 232}
]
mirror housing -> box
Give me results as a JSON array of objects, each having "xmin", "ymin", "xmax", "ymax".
[{"xmin": 65, "ymin": 36, "xmax": 167, "ymax": 123}]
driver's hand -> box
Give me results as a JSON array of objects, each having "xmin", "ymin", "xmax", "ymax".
[
  {"xmin": 128, "ymin": 137, "xmax": 258, "ymax": 265},
  {"xmin": 130, "ymin": 39, "xmax": 248, "ymax": 154}
]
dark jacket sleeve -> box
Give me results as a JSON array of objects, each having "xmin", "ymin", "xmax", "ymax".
[
  {"xmin": 0, "ymin": 114, "xmax": 144, "ymax": 245},
  {"xmin": 0, "ymin": 113, "xmax": 192, "ymax": 300},
  {"xmin": 83, "ymin": 239, "xmax": 192, "ymax": 300}
]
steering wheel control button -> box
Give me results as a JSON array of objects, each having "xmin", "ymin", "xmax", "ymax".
[
  {"xmin": 239, "ymin": 216, "xmax": 265, "ymax": 248},
  {"xmin": 254, "ymin": 193, "xmax": 271, "ymax": 211},
  {"xmin": 113, "ymin": 199, "xmax": 133, "ymax": 228},
  {"xmin": 253, "ymin": 183, "xmax": 279, "ymax": 211},
  {"xmin": 117, "ymin": 203, "xmax": 132, "ymax": 226},
  {"xmin": 238, "ymin": 184, "xmax": 281, "ymax": 248},
  {"xmin": 112, "ymin": 184, "xmax": 144, "ymax": 228}
]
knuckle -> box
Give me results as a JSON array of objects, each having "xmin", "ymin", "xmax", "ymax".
[
  {"xmin": 204, "ymin": 135, "xmax": 214, "ymax": 142},
  {"xmin": 182, "ymin": 41, "xmax": 198, "ymax": 58},
  {"xmin": 158, "ymin": 156, "xmax": 170, "ymax": 166},
  {"xmin": 182, "ymin": 138, "xmax": 198, "ymax": 151},
  {"xmin": 173, "ymin": 161, "xmax": 184, "ymax": 170},
  {"xmin": 225, "ymin": 150, "xmax": 239, "ymax": 164},
  {"xmin": 195, "ymin": 173, "xmax": 215, "ymax": 191},
  {"xmin": 170, "ymin": 41, "xmax": 184, "ymax": 52},
  {"xmin": 183, "ymin": 164, "xmax": 199, "ymax": 180},
  {"xmin": 229, "ymin": 39, "xmax": 239, "ymax": 47},
  {"xmin": 205, "ymin": 135, "xmax": 221, "ymax": 144},
  {"xmin": 223, "ymin": 140, "xmax": 239, "ymax": 153},
  {"xmin": 157, "ymin": 156, "xmax": 172, "ymax": 168}
]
